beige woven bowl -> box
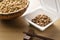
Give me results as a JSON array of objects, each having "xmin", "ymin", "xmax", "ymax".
[{"xmin": 0, "ymin": 1, "xmax": 29, "ymax": 20}]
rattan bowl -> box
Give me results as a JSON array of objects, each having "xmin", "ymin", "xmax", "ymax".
[{"xmin": 0, "ymin": 1, "xmax": 29, "ymax": 20}]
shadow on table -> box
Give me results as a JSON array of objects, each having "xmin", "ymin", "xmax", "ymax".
[
  {"xmin": 1, "ymin": 17, "xmax": 29, "ymax": 32},
  {"xmin": 1, "ymin": 18, "xmax": 60, "ymax": 40}
]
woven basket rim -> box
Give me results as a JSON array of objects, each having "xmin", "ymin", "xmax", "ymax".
[{"xmin": 0, "ymin": 1, "xmax": 29, "ymax": 15}]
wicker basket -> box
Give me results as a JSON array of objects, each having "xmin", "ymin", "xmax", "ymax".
[{"xmin": 0, "ymin": 1, "xmax": 29, "ymax": 20}]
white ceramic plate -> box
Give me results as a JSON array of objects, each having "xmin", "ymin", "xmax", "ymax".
[{"xmin": 24, "ymin": 8, "xmax": 58, "ymax": 31}]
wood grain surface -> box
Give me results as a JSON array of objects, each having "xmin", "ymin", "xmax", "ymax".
[{"xmin": 0, "ymin": 17, "xmax": 60, "ymax": 40}]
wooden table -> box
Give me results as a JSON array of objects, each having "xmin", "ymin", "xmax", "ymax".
[{"xmin": 0, "ymin": 17, "xmax": 60, "ymax": 40}]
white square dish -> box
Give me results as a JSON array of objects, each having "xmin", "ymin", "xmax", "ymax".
[{"xmin": 24, "ymin": 8, "xmax": 58, "ymax": 31}]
